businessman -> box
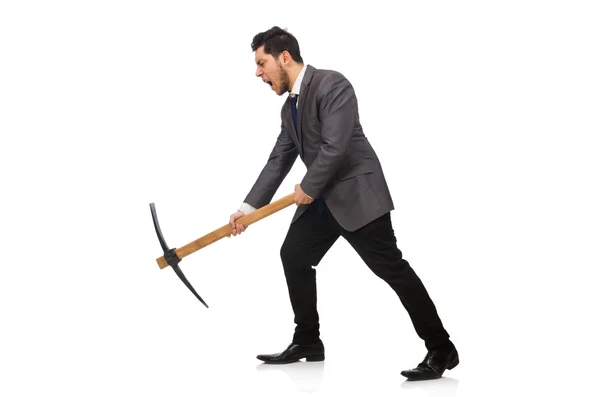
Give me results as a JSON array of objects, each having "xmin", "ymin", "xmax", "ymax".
[{"xmin": 228, "ymin": 26, "xmax": 459, "ymax": 380}]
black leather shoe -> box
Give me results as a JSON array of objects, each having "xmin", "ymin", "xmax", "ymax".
[
  {"xmin": 401, "ymin": 344, "xmax": 459, "ymax": 380},
  {"xmin": 257, "ymin": 340, "xmax": 325, "ymax": 364}
]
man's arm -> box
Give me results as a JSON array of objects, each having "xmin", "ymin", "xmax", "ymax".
[
  {"xmin": 300, "ymin": 72, "xmax": 356, "ymax": 199},
  {"xmin": 242, "ymin": 119, "xmax": 298, "ymax": 211}
]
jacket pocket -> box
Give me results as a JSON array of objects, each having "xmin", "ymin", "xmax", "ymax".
[{"xmin": 336, "ymin": 163, "xmax": 373, "ymax": 180}]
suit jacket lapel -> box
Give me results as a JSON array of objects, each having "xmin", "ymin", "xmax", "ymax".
[
  {"xmin": 296, "ymin": 94, "xmax": 305, "ymax": 158},
  {"xmin": 296, "ymin": 65, "xmax": 315, "ymax": 159}
]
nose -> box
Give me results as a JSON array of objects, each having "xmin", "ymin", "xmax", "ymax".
[{"xmin": 256, "ymin": 67, "xmax": 262, "ymax": 78}]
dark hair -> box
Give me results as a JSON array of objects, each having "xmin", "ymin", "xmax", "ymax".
[{"xmin": 251, "ymin": 26, "xmax": 304, "ymax": 64}]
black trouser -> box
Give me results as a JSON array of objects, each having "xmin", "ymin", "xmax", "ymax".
[{"xmin": 280, "ymin": 200, "xmax": 451, "ymax": 351}]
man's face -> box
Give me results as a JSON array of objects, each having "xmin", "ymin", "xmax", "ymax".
[{"xmin": 255, "ymin": 46, "xmax": 291, "ymax": 96}]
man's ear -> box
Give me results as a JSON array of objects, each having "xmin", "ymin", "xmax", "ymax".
[{"xmin": 280, "ymin": 50, "xmax": 292, "ymax": 66}]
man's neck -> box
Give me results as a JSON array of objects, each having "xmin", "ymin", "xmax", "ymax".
[{"xmin": 288, "ymin": 63, "xmax": 305, "ymax": 91}]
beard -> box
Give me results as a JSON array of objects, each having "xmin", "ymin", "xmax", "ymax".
[{"xmin": 276, "ymin": 62, "xmax": 291, "ymax": 95}]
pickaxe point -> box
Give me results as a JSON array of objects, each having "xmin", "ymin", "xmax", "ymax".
[{"xmin": 150, "ymin": 193, "xmax": 296, "ymax": 307}]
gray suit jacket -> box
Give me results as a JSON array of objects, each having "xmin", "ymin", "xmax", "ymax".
[{"xmin": 243, "ymin": 64, "xmax": 394, "ymax": 232}]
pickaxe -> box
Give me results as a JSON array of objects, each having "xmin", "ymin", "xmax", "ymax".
[{"xmin": 149, "ymin": 193, "xmax": 295, "ymax": 307}]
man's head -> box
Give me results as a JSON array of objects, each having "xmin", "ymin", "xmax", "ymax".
[{"xmin": 252, "ymin": 26, "xmax": 304, "ymax": 96}]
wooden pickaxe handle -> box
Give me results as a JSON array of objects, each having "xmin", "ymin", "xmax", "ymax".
[{"xmin": 156, "ymin": 193, "xmax": 296, "ymax": 269}]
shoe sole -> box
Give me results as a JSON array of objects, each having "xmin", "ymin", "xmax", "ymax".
[{"xmin": 258, "ymin": 354, "xmax": 325, "ymax": 364}]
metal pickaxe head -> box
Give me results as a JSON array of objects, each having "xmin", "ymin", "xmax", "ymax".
[
  {"xmin": 149, "ymin": 192, "xmax": 296, "ymax": 308},
  {"xmin": 149, "ymin": 202, "xmax": 209, "ymax": 308}
]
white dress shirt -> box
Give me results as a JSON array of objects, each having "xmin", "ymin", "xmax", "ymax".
[{"xmin": 238, "ymin": 64, "xmax": 308, "ymax": 215}]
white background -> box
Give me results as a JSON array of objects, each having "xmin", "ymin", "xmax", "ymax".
[{"xmin": 1, "ymin": 1, "xmax": 599, "ymax": 396}]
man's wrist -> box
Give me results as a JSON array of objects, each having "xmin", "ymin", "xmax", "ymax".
[
  {"xmin": 300, "ymin": 182, "xmax": 316, "ymax": 200},
  {"xmin": 238, "ymin": 202, "xmax": 257, "ymax": 214}
]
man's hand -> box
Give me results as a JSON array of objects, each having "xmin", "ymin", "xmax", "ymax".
[
  {"xmin": 294, "ymin": 184, "xmax": 314, "ymax": 206},
  {"xmin": 229, "ymin": 210, "xmax": 247, "ymax": 236}
]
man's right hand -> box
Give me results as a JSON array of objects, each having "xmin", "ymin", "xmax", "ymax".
[{"xmin": 229, "ymin": 210, "xmax": 247, "ymax": 236}]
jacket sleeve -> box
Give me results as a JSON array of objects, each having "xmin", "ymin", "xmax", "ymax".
[
  {"xmin": 243, "ymin": 116, "xmax": 298, "ymax": 208},
  {"xmin": 300, "ymin": 72, "xmax": 356, "ymax": 199}
]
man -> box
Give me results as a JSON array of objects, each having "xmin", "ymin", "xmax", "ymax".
[{"xmin": 228, "ymin": 26, "xmax": 459, "ymax": 380}]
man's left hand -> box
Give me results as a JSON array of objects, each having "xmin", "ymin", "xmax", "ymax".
[{"xmin": 294, "ymin": 184, "xmax": 314, "ymax": 206}]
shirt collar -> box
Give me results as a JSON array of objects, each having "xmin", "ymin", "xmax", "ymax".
[{"xmin": 290, "ymin": 64, "xmax": 307, "ymax": 97}]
